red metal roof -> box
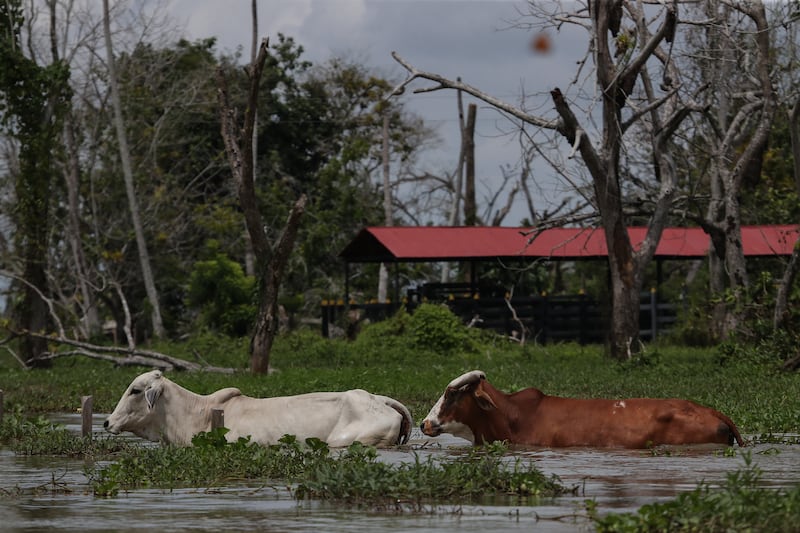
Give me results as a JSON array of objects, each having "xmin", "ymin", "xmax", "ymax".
[{"xmin": 340, "ymin": 225, "xmax": 800, "ymax": 262}]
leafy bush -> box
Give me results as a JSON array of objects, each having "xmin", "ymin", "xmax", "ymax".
[
  {"xmin": 716, "ymin": 326, "xmax": 798, "ymax": 367},
  {"xmin": 187, "ymin": 253, "xmax": 256, "ymax": 336},
  {"xmin": 271, "ymin": 329, "xmax": 352, "ymax": 368},
  {"xmin": 407, "ymin": 303, "xmax": 475, "ymax": 354}
]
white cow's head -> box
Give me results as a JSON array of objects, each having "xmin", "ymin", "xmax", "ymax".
[{"xmin": 104, "ymin": 369, "xmax": 167, "ymax": 442}]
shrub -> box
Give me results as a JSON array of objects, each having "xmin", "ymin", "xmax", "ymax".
[
  {"xmin": 187, "ymin": 253, "xmax": 255, "ymax": 336},
  {"xmin": 407, "ymin": 303, "xmax": 475, "ymax": 354}
]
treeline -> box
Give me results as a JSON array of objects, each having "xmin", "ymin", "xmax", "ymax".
[
  {"xmin": 1, "ymin": 1, "xmax": 799, "ymax": 368},
  {"xmin": 0, "ymin": 1, "xmax": 444, "ymax": 367}
]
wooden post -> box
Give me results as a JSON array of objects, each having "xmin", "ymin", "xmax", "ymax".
[
  {"xmin": 0, "ymin": 389, "xmax": 4, "ymax": 423},
  {"xmin": 81, "ymin": 395, "xmax": 93, "ymax": 439},
  {"xmin": 650, "ymin": 287, "xmax": 658, "ymax": 340},
  {"xmin": 211, "ymin": 408, "xmax": 224, "ymax": 430}
]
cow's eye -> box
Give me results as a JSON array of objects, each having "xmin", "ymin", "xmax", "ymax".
[{"xmin": 130, "ymin": 388, "xmax": 141, "ymax": 395}]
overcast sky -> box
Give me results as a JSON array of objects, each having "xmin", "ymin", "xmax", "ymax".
[{"xmin": 167, "ymin": 0, "xmax": 586, "ymax": 225}]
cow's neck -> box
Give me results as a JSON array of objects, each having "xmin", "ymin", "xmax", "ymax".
[
  {"xmin": 473, "ymin": 383, "xmax": 543, "ymax": 445},
  {"xmin": 158, "ymin": 380, "xmax": 213, "ymax": 445}
]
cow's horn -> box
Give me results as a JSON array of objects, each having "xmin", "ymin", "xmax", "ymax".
[{"xmin": 447, "ymin": 370, "xmax": 486, "ymax": 390}]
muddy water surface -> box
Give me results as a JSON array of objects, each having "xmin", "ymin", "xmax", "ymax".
[{"xmin": 1, "ymin": 414, "xmax": 798, "ymax": 532}]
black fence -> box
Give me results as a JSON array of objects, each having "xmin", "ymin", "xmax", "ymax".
[{"xmin": 321, "ymin": 283, "xmax": 678, "ymax": 344}]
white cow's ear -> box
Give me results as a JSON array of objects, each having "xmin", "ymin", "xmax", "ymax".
[{"xmin": 145, "ymin": 385, "xmax": 161, "ymax": 410}]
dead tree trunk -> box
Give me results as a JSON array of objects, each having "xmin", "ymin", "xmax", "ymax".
[
  {"xmin": 463, "ymin": 103, "xmax": 477, "ymax": 226},
  {"xmin": 216, "ymin": 37, "xmax": 307, "ymax": 374}
]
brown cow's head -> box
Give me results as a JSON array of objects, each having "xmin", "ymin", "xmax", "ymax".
[{"xmin": 420, "ymin": 370, "xmax": 497, "ymax": 443}]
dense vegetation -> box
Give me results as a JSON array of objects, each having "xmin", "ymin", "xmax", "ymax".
[
  {"xmin": 1, "ymin": 1, "xmax": 799, "ymax": 365},
  {"xmin": 2, "ymin": 305, "xmax": 799, "ymax": 433}
]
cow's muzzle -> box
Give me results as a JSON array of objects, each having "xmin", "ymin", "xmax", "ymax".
[
  {"xmin": 103, "ymin": 419, "xmax": 120, "ymax": 434},
  {"xmin": 420, "ymin": 419, "xmax": 442, "ymax": 437}
]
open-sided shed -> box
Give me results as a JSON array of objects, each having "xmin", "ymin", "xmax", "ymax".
[
  {"xmin": 329, "ymin": 225, "xmax": 800, "ymax": 342},
  {"xmin": 339, "ymin": 224, "xmax": 800, "ymax": 299},
  {"xmin": 340, "ymin": 225, "xmax": 800, "ymax": 263}
]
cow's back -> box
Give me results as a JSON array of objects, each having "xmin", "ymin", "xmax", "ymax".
[
  {"xmin": 523, "ymin": 396, "xmax": 739, "ymax": 448},
  {"xmin": 217, "ymin": 390, "xmax": 408, "ymax": 447}
]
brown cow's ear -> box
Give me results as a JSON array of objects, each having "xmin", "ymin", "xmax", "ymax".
[{"xmin": 474, "ymin": 386, "xmax": 497, "ymax": 411}]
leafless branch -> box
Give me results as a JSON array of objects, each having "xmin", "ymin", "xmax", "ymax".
[
  {"xmin": 504, "ymin": 287, "xmax": 528, "ymax": 345},
  {"xmin": 389, "ymin": 52, "xmax": 560, "ymax": 130},
  {"xmin": 6, "ymin": 327, "xmax": 236, "ymax": 373},
  {"xmin": 112, "ymin": 281, "xmax": 136, "ymax": 350}
]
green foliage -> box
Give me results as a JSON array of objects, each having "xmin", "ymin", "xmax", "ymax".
[
  {"xmin": 296, "ymin": 441, "xmax": 571, "ymax": 509},
  {"xmin": 716, "ymin": 319, "xmax": 800, "ymax": 369},
  {"xmin": 87, "ymin": 432, "xmax": 324, "ymax": 497},
  {"xmin": 590, "ymin": 454, "xmax": 800, "ymax": 532},
  {"xmin": 187, "ymin": 252, "xmax": 256, "ymax": 336},
  {"xmin": 0, "ymin": 410, "xmax": 136, "ymax": 457},
  {"xmin": 86, "ymin": 430, "xmax": 568, "ymax": 505},
  {"xmin": 0, "ymin": 0, "xmax": 72, "ymax": 365},
  {"xmin": 407, "ymin": 303, "xmax": 477, "ymax": 354}
]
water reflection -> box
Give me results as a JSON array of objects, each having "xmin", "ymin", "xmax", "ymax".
[{"xmin": 1, "ymin": 414, "xmax": 798, "ymax": 532}]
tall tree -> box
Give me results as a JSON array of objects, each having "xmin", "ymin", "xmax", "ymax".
[
  {"xmin": 50, "ymin": 0, "xmax": 101, "ymax": 338},
  {"xmin": 390, "ymin": 1, "xmax": 699, "ymax": 358},
  {"xmin": 0, "ymin": 0, "xmax": 71, "ymax": 366},
  {"xmin": 217, "ymin": 38, "xmax": 307, "ymax": 374},
  {"xmin": 771, "ymin": 2, "xmax": 800, "ymax": 330},
  {"xmin": 102, "ymin": 0, "xmax": 165, "ymax": 338},
  {"xmin": 686, "ymin": 1, "xmax": 776, "ymax": 338}
]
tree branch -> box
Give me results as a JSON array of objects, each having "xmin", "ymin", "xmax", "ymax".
[
  {"xmin": 4, "ymin": 327, "xmax": 237, "ymax": 373},
  {"xmin": 389, "ymin": 52, "xmax": 560, "ymax": 130}
]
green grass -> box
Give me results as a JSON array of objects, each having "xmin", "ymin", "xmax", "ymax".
[{"xmin": 1, "ymin": 325, "xmax": 799, "ymax": 435}]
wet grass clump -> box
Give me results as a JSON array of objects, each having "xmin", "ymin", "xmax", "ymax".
[
  {"xmin": 0, "ymin": 410, "xmax": 135, "ymax": 457},
  {"xmin": 296, "ymin": 441, "xmax": 572, "ymax": 509},
  {"xmin": 87, "ymin": 430, "xmax": 569, "ymax": 507},
  {"xmin": 590, "ymin": 453, "xmax": 800, "ymax": 532},
  {"xmin": 87, "ymin": 431, "xmax": 322, "ymax": 496}
]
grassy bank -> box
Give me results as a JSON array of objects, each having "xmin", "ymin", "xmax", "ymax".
[{"xmin": 1, "ymin": 325, "xmax": 798, "ymax": 436}]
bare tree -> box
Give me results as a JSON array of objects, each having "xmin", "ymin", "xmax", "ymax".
[
  {"xmin": 217, "ymin": 38, "xmax": 307, "ymax": 374},
  {"xmin": 686, "ymin": 1, "xmax": 776, "ymax": 338},
  {"xmin": 772, "ymin": 4, "xmax": 800, "ymax": 330},
  {"xmin": 48, "ymin": 0, "xmax": 101, "ymax": 338},
  {"xmin": 102, "ymin": 0, "xmax": 165, "ymax": 338},
  {"xmin": 389, "ymin": 1, "xmax": 701, "ymax": 358}
]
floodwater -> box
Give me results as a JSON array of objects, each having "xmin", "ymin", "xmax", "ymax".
[{"xmin": 1, "ymin": 414, "xmax": 799, "ymax": 532}]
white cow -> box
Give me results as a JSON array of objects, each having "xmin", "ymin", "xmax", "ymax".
[{"xmin": 104, "ymin": 370, "xmax": 413, "ymax": 447}]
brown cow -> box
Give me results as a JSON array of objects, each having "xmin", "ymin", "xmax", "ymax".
[{"xmin": 421, "ymin": 370, "xmax": 745, "ymax": 449}]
